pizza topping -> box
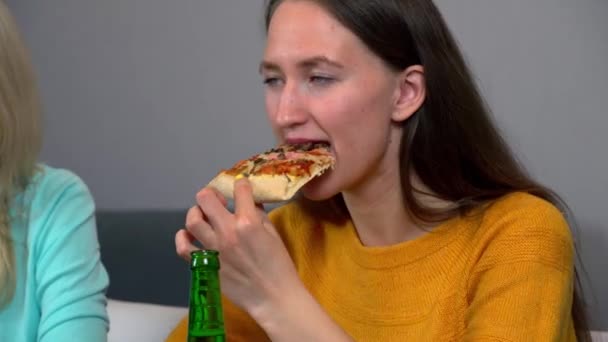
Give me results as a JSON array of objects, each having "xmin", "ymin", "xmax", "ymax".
[
  {"xmin": 266, "ymin": 147, "xmax": 282, "ymax": 154},
  {"xmin": 263, "ymin": 150, "xmax": 322, "ymax": 161},
  {"xmin": 224, "ymin": 159, "xmax": 251, "ymax": 176},
  {"xmin": 265, "ymin": 142, "xmax": 331, "ymax": 154},
  {"xmin": 221, "ymin": 142, "xmax": 333, "ymax": 179},
  {"xmin": 254, "ymin": 159, "xmax": 315, "ymax": 177}
]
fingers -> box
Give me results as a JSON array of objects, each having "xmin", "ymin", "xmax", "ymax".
[
  {"xmin": 189, "ymin": 181, "xmax": 272, "ymax": 253},
  {"xmin": 175, "ymin": 229, "xmax": 198, "ymax": 261},
  {"xmin": 233, "ymin": 178, "xmax": 280, "ymax": 241},
  {"xmin": 234, "ymin": 178, "xmax": 272, "ymax": 233},
  {"xmin": 185, "ymin": 205, "xmax": 204, "ymax": 228},
  {"xmin": 207, "ymin": 187, "xmax": 229, "ymax": 208},
  {"xmin": 187, "ymin": 221, "xmax": 218, "ymax": 250},
  {"xmin": 184, "ymin": 205, "xmax": 218, "ymax": 250},
  {"xmin": 196, "ymin": 188, "xmax": 231, "ymax": 230},
  {"xmin": 234, "ymin": 177, "xmax": 257, "ymax": 217}
]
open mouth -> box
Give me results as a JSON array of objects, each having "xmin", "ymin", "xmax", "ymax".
[{"xmin": 284, "ymin": 139, "xmax": 331, "ymax": 150}]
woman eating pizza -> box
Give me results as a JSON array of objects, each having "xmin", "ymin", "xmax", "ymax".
[{"xmin": 168, "ymin": 0, "xmax": 590, "ymax": 341}]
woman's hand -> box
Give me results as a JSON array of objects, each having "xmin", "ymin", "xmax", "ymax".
[
  {"xmin": 176, "ymin": 177, "xmax": 353, "ymax": 341},
  {"xmin": 175, "ymin": 177, "xmax": 302, "ymax": 317}
]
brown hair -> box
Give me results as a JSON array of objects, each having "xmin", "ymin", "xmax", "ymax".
[{"xmin": 265, "ymin": 0, "xmax": 590, "ymax": 340}]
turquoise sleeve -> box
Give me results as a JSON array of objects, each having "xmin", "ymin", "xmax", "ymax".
[{"xmin": 32, "ymin": 171, "xmax": 109, "ymax": 342}]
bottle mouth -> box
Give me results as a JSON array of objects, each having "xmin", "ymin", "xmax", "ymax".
[
  {"xmin": 191, "ymin": 249, "xmax": 219, "ymax": 257},
  {"xmin": 191, "ymin": 249, "xmax": 220, "ymax": 269}
]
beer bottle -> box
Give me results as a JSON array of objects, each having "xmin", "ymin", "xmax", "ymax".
[{"xmin": 188, "ymin": 250, "xmax": 226, "ymax": 342}]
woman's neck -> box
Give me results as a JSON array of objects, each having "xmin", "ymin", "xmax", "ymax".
[
  {"xmin": 343, "ymin": 189, "xmax": 422, "ymax": 247},
  {"xmin": 341, "ymin": 152, "xmax": 431, "ymax": 246},
  {"xmin": 342, "ymin": 163, "xmax": 455, "ymax": 247}
]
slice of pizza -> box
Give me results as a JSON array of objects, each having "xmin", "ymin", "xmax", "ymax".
[{"xmin": 208, "ymin": 142, "xmax": 335, "ymax": 203}]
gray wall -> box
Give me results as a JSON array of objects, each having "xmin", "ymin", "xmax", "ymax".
[
  {"xmin": 8, "ymin": 0, "xmax": 607, "ymax": 330},
  {"xmin": 8, "ymin": 0, "xmax": 273, "ymax": 209}
]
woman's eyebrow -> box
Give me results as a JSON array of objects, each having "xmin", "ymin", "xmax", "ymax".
[{"xmin": 259, "ymin": 55, "xmax": 344, "ymax": 74}]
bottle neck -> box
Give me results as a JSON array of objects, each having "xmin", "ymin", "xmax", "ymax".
[{"xmin": 188, "ymin": 250, "xmax": 225, "ymax": 339}]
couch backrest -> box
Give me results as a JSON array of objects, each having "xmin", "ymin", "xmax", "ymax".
[{"xmin": 97, "ymin": 210, "xmax": 189, "ymax": 307}]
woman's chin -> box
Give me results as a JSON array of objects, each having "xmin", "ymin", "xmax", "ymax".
[{"xmin": 300, "ymin": 176, "xmax": 338, "ymax": 201}]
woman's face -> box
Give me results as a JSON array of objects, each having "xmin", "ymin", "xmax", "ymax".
[{"xmin": 262, "ymin": 0, "xmax": 416, "ymax": 200}]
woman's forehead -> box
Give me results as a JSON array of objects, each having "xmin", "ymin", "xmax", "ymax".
[
  {"xmin": 264, "ymin": 1, "xmax": 366, "ymax": 66},
  {"xmin": 267, "ymin": 2, "xmax": 345, "ymax": 43}
]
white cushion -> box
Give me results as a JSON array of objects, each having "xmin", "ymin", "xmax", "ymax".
[
  {"xmin": 107, "ymin": 299, "xmax": 188, "ymax": 342},
  {"xmin": 593, "ymin": 330, "xmax": 608, "ymax": 342}
]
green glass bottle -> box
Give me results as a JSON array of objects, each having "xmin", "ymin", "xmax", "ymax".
[{"xmin": 188, "ymin": 250, "xmax": 226, "ymax": 342}]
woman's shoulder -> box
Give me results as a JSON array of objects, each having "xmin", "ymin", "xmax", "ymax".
[
  {"xmin": 26, "ymin": 164, "xmax": 93, "ymax": 203},
  {"xmin": 10, "ymin": 164, "xmax": 98, "ymax": 252},
  {"xmin": 23, "ymin": 164, "xmax": 95, "ymax": 227},
  {"xmin": 481, "ymin": 191, "xmax": 569, "ymax": 231},
  {"xmin": 31, "ymin": 163, "xmax": 89, "ymax": 190},
  {"xmin": 470, "ymin": 191, "xmax": 574, "ymax": 271}
]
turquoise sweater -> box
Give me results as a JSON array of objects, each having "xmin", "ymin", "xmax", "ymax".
[{"xmin": 0, "ymin": 165, "xmax": 109, "ymax": 341}]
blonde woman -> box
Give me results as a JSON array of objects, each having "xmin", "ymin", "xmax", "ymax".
[{"xmin": 0, "ymin": 2, "xmax": 109, "ymax": 341}]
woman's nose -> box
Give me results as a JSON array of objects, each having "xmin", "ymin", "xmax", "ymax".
[{"xmin": 273, "ymin": 83, "xmax": 308, "ymax": 129}]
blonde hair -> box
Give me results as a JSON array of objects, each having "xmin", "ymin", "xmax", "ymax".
[{"xmin": 0, "ymin": 1, "xmax": 42, "ymax": 307}]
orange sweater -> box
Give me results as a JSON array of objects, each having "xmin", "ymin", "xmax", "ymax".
[{"xmin": 167, "ymin": 192, "xmax": 576, "ymax": 341}]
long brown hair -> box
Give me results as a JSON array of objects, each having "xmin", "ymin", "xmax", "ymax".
[{"xmin": 265, "ymin": 0, "xmax": 590, "ymax": 340}]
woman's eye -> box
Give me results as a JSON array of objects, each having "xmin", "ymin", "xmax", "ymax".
[
  {"xmin": 309, "ymin": 75, "xmax": 334, "ymax": 85},
  {"xmin": 263, "ymin": 77, "xmax": 282, "ymax": 87}
]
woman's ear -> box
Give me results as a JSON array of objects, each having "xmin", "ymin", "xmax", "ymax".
[{"xmin": 391, "ymin": 65, "xmax": 426, "ymax": 123}]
